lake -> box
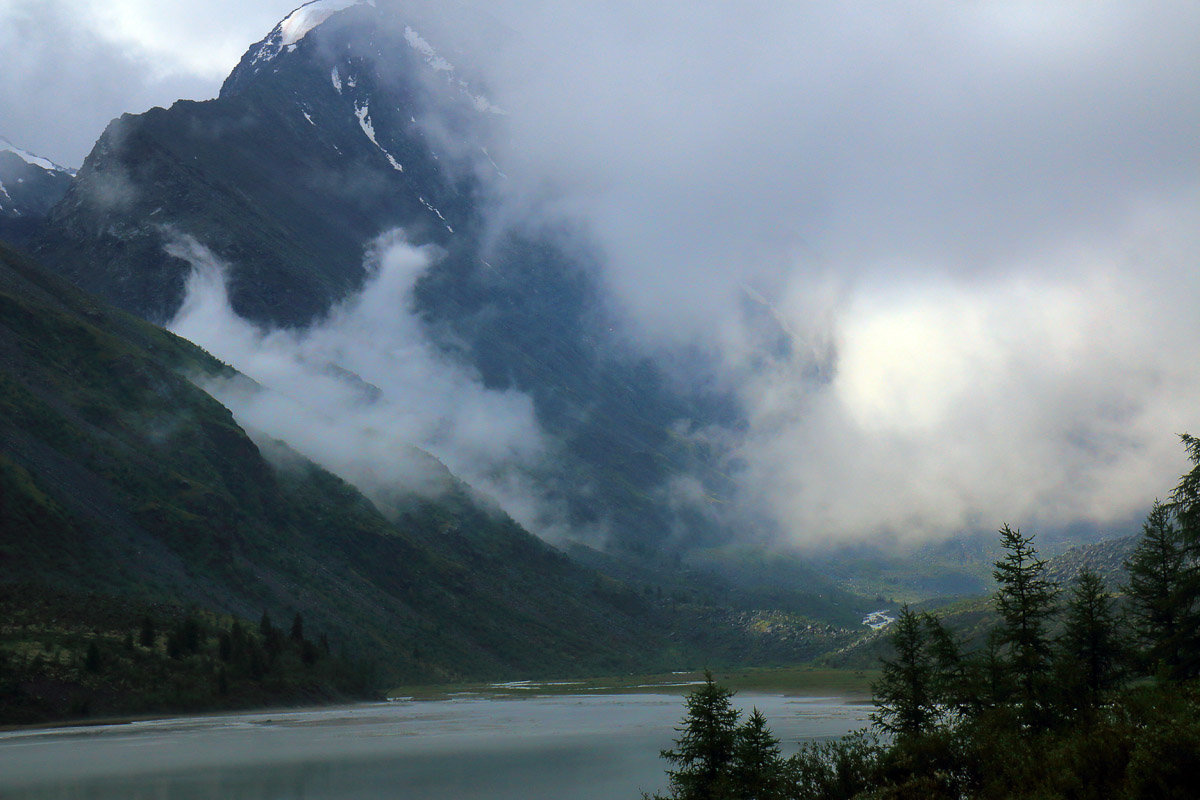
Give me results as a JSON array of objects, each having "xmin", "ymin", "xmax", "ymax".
[{"xmin": 0, "ymin": 692, "xmax": 872, "ymax": 799}]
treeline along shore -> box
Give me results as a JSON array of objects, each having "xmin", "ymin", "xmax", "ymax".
[{"xmin": 645, "ymin": 435, "xmax": 1200, "ymax": 800}]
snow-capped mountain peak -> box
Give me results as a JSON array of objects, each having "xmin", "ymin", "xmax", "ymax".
[
  {"xmin": 0, "ymin": 137, "xmax": 76, "ymax": 177},
  {"xmin": 0, "ymin": 135, "xmax": 76, "ymax": 240}
]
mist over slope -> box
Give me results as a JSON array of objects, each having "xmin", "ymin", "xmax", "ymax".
[{"xmin": 0, "ymin": 237, "xmax": 708, "ymax": 683}]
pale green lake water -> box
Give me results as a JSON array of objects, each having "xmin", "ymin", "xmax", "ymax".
[{"xmin": 0, "ymin": 693, "xmax": 871, "ymax": 799}]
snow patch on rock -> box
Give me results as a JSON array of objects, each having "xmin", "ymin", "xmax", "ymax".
[
  {"xmin": 280, "ymin": 0, "xmax": 373, "ymax": 47},
  {"xmin": 403, "ymin": 26, "xmax": 505, "ymax": 115},
  {"xmin": 355, "ymin": 102, "xmax": 404, "ymax": 172},
  {"xmin": 418, "ymin": 196, "xmax": 452, "ymax": 233}
]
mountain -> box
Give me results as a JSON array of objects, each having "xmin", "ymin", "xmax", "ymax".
[
  {"xmin": 1, "ymin": 233, "xmax": 884, "ymax": 720},
  {"xmin": 0, "ymin": 137, "xmax": 74, "ymax": 247},
  {"xmin": 1044, "ymin": 534, "xmax": 1137, "ymax": 592},
  {"xmin": 37, "ymin": 0, "xmax": 481, "ymax": 328},
  {"xmin": 0, "ymin": 237, "xmax": 690, "ymax": 691},
  {"xmin": 33, "ymin": 0, "xmax": 740, "ymax": 557}
]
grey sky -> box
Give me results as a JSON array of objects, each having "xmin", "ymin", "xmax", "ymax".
[
  {"xmin": 3, "ymin": 0, "xmax": 1200, "ymax": 545},
  {"xmin": 0, "ymin": 0, "xmax": 291, "ymax": 167}
]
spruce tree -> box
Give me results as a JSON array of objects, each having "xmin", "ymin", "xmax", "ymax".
[
  {"xmin": 967, "ymin": 628, "xmax": 1011, "ymax": 714},
  {"xmin": 139, "ymin": 615, "xmax": 156, "ymax": 649},
  {"xmin": 923, "ymin": 613, "xmax": 966, "ymax": 719},
  {"xmin": 1170, "ymin": 433, "xmax": 1200, "ymax": 544},
  {"xmin": 731, "ymin": 708, "xmax": 785, "ymax": 800},
  {"xmin": 259, "ymin": 610, "xmax": 274, "ymax": 640},
  {"xmin": 1168, "ymin": 434, "xmax": 1200, "ymax": 677},
  {"xmin": 84, "ymin": 641, "xmax": 102, "ymax": 673},
  {"xmin": 992, "ymin": 524, "xmax": 1057, "ymax": 725}
]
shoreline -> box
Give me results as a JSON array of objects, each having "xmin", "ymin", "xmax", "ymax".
[
  {"xmin": 1, "ymin": 666, "xmax": 878, "ymax": 735},
  {"xmin": 387, "ymin": 666, "xmax": 879, "ymax": 703}
]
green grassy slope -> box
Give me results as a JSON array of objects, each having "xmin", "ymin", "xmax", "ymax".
[{"xmin": 0, "ymin": 240, "xmax": 696, "ymax": 722}]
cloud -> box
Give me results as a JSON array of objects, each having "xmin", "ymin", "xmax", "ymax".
[
  {"xmin": 464, "ymin": 2, "xmax": 1200, "ymax": 340},
  {"xmin": 76, "ymin": 0, "xmax": 291, "ymax": 80},
  {"xmin": 732, "ymin": 194, "xmax": 1200, "ymax": 545},
  {"xmin": 0, "ymin": 0, "xmax": 229, "ymax": 166},
  {"xmin": 166, "ymin": 229, "xmax": 555, "ymax": 528},
  {"xmin": 441, "ymin": 1, "xmax": 1200, "ymax": 544}
]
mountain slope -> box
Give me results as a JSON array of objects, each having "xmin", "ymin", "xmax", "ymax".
[{"xmin": 0, "ymin": 239, "xmax": 687, "ymax": 688}]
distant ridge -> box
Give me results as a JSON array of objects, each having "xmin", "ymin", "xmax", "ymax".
[{"xmin": 0, "ymin": 135, "xmax": 74, "ymax": 247}]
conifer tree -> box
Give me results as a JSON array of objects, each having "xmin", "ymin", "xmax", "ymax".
[
  {"xmin": 992, "ymin": 525, "xmax": 1057, "ymax": 724},
  {"xmin": 923, "ymin": 613, "xmax": 966, "ymax": 718},
  {"xmin": 872, "ymin": 606, "xmax": 937, "ymax": 738},
  {"xmin": 1170, "ymin": 433, "xmax": 1200, "ymax": 545},
  {"xmin": 84, "ymin": 641, "xmax": 102, "ymax": 673},
  {"xmin": 653, "ymin": 671, "xmax": 741, "ymax": 800},
  {"xmin": 1127, "ymin": 500, "xmax": 1196, "ymax": 679},
  {"xmin": 731, "ymin": 708, "xmax": 786, "ymax": 800},
  {"xmin": 1058, "ymin": 568, "xmax": 1122, "ymax": 711},
  {"xmin": 259, "ymin": 610, "xmax": 274, "ymax": 639},
  {"xmin": 970, "ymin": 628, "xmax": 1012, "ymax": 714},
  {"xmin": 1168, "ymin": 434, "xmax": 1200, "ymax": 676},
  {"xmin": 139, "ymin": 615, "xmax": 156, "ymax": 649}
]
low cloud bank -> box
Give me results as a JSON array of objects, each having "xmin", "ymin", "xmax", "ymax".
[{"xmin": 727, "ymin": 196, "xmax": 1200, "ymax": 546}]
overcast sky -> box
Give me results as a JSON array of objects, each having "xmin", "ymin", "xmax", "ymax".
[
  {"xmin": 0, "ymin": 0, "xmax": 293, "ymax": 166},
  {"xmin": 5, "ymin": 0, "xmax": 1200, "ymax": 546}
]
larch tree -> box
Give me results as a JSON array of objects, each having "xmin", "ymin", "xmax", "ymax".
[
  {"xmin": 992, "ymin": 524, "xmax": 1057, "ymax": 725},
  {"xmin": 1126, "ymin": 500, "xmax": 1192, "ymax": 679},
  {"xmin": 1058, "ymin": 568, "xmax": 1123, "ymax": 711}
]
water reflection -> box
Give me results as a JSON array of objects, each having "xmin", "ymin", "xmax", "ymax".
[{"xmin": 0, "ymin": 693, "xmax": 871, "ymax": 799}]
